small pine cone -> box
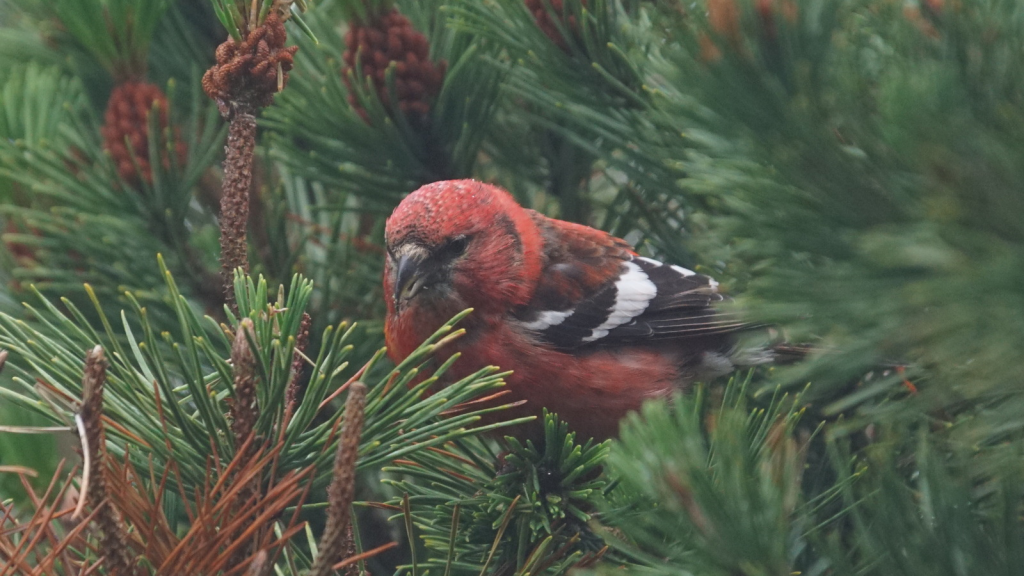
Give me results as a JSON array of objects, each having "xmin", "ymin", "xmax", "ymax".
[
  {"xmin": 202, "ymin": 13, "xmax": 299, "ymax": 116},
  {"xmin": 524, "ymin": 0, "xmax": 588, "ymax": 51},
  {"xmin": 342, "ymin": 9, "xmax": 447, "ymax": 126},
  {"xmin": 707, "ymin": 0, "xmax": 742, "ymax": 46},
  {"xmin": 101, "ymin": 82, "xmax": 187, "ymax": 186}
]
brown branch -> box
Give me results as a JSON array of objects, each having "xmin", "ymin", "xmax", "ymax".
[
  {"xmin": 309, "ymin": 382, "xmax": 367, "ymax": 576},
  {"xmin": 75, "ymin": 346, "xmax": 140, "ymax": 576},
  {"xmin": 218, "ymin": 110, "xmax": 257, "ymax": 307}
]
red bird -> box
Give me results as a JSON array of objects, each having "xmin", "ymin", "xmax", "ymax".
[{"xmin": 384, "ymin": 180, "xmax": 749, "ymax": 441}]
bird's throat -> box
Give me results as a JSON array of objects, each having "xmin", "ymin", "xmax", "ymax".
[{"xmin": 387, "ymin": 296, "xmax": 472, "ymax": 363}]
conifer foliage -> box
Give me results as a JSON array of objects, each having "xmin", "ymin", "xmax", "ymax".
[{"xmin": 2, "ymin": 0, "xmax": 1024, "ymax": 575}]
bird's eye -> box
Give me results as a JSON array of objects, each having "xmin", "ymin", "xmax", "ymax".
[{"xmin": 443, "ymin": 235, "xmax": 469, "ymax": 259}]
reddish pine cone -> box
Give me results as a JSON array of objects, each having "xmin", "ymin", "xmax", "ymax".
[
  {"xmin": 342, "ymin": 9, "xmax": 446, "ymax": 124},
  {"xmin": 707, "ymin": 0, "xmax": 742, "ymax": 45},
  {"xmin": 524, "ymin": 0, "xmax": 588, "ymax": 50},
  {"xmin": 202, "ymin": 13, "xmax": 299, "ymax": 115},
  {"xmin": 101, "ymin": 82, "xmax": 187, "ymax": 185}
]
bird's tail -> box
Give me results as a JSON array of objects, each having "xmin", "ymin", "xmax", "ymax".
[{"xmin": 728, "ymin": 342, "xmax": 816, "ymax": 367}]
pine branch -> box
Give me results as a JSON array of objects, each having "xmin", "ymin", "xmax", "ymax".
[
  {"xmin": 269, "ymin": 170, "xmax": 390, "ymax": 335},
  {"xmin": 0, "ymin": 69, "xmax": 227, "ymax": 324},
  {"xmin": 825, "ymin": 425, "xmax": 1024, "ymax": 576},
  {"xmin": 49, "ymin": 0, "xmax": 171, "ymax": 80},
  {"xmin": 0, "ymin": 64, "xmax": 80, "ymax": 147},
  {"xmin": 600, "ymin": 376, "xmax": 822, "ymax": 576},
  {"xmin": 617, "ymin": 0, "xmax": 1024, "ymax": 457},
  {"xmin": 0, "ymin": 266, "xmax": 528, "ymax": 510},
  {"xmin": 384, "ymin": 410, "xmax": 609, "ymax": 575},
  {"xmin": 263, "ymin": 3, "xmax": 505, "ymax": 204}
]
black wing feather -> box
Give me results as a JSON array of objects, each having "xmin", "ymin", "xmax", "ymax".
[{"xmin": 517, "ymin": 255, "xmax": 751, "ymax": 351}]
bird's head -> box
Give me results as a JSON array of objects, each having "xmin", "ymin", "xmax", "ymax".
[{"xmin": 384, "ymin": 180, "xmax": 544, "ymax": 318}]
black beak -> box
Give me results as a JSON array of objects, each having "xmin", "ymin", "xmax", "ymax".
[{"xmin": 394, "ymin": 252, "xmax": 426, "ymax": 304}]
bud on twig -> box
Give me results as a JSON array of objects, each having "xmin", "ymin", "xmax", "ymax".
[
  {"xmin": 230, "ymin": 318, "xmax": 259, "ymax": 447},
  {"xmin": 284, "ymin": 312, "xmax": 313, "ymax": 424},
  {"xmin": 309, "ymin": 382, "xmax": 368, "ymax": 576},
  {"xmin": 74, "ymin": 346, "xmax": 140, "ymax": 576}
]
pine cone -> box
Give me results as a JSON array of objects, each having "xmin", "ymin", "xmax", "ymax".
[
  {"xmin": 707, "ymin": 0, "xmax": 741, "ymax": 45},
  {"xmin": 524, "ymin": 0, "xmax": 588, "ymax": 51},
  {"xmin": 342, "ymin": 9, "xmax": 447, "ymax": 125},
  {"xmin": 202, "ymin": 13, "xmax": 299, "ymax": 116},
  {"xmin": 101, "ymin": 82, "xmax": 187, "ymax": 185}
]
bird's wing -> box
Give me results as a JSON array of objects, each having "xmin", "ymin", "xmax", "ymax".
[{"xmin": 514, "ymin": 212, "xmax": 748, "ymax": 351}]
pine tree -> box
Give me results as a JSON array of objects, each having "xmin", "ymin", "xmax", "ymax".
[{"xmin": 2, "ymin": 0, "xmax": 1024, "ymax": 574}]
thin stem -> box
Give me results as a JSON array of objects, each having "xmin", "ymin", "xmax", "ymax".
[{"xmin": 220, "ymin": 110, "xmax": 257, "ymax": 311}]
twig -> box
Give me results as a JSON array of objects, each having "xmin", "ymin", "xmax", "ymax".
[
  {"xmin": 284, "ymin": 312, "xmax": 312, "ymax": 424},
  {"xmin": 74, "ymin": 346, "xmax": 140, "ymax": 576},
  {"xmin": 309, "ymin": 382, "xmax": 367, "ymax": 576},
  {"xmin": 218, "ymin": 109, "xmax": 257, "ymax": 306}
]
